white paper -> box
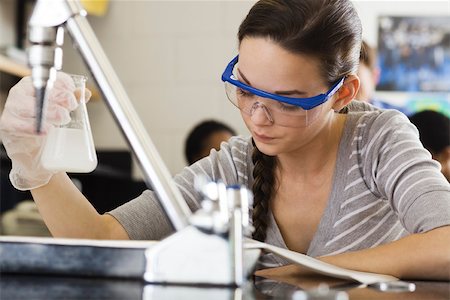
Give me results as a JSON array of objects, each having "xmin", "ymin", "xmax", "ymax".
[{"xmin": 244, "ymin": 238, "xmax": 398, "ymax": 284}]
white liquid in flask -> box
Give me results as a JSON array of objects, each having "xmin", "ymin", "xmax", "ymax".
[{"xmin": 41, "ymin": 127, "xmax": 97, "ymax": 173}]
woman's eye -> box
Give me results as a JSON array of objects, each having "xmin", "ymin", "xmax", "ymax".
[
  {"xmin": 237, "ymin": 88, "xmax": 255, "ymax": 99},
  {"xmin": 278, "ymin": 102, "xmax": 301, "ymax": 111}
]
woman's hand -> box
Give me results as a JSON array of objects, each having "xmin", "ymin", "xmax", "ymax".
[{"xmin": 0, "ymin": 73, "xmax": 82, "ymax": 190}]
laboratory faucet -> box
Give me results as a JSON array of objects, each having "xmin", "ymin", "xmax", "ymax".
[{"xmin": 28, "ymin": 0, "xmax": 191, "ymax": 231}]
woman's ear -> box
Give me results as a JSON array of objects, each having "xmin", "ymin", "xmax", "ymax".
[{"xmin": 332, "ymin": 75, "xmax": 359, "ymax": 111}]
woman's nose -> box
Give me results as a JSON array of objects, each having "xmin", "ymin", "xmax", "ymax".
[{"xmin": 250, "ymin": 102, "xmax": 274, "ymax": 125}]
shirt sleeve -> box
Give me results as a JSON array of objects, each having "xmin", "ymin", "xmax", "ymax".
[
  {"xmin": 360, "ymin": 110, "xmax": 450, "ymax": 233},
  {"xmin": 107, "ymin": 136, "xmax": 250, "ymax": 240}
]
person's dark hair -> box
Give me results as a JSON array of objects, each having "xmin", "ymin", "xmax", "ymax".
[
  {"xmin": 185, "ymin": 120, "xmax": 236, "ymax": 165},
  {"xmin": 238, "ymin": 0, "xmax": 362, "ymax": 87},
  {"xmin": 360, "ymin": 40, "xmax": 377, "ymax": 70},
  {"xmin": 409, "ymin": 110, "xmax": 450, "ymax": 155},
  {"xmin": 238, "ymin": 0, "xmax": 362, "ymax": 241}
]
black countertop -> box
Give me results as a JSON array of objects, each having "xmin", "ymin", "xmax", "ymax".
[{"xmin": 1, "ymin": 274, "xmax": 449, "ymax": 300}]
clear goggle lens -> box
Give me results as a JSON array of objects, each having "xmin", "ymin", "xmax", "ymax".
[{"xmin": 225, "ymin": 81, "xmax": 324, "ymax": 127}]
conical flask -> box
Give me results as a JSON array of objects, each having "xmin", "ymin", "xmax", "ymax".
[{"xmin": 41, "ymin": 74, "xmax": 98, "ymax": 173}]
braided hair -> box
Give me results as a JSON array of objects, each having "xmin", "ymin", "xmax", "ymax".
[{"xmin": 251, "ymin": 139, "xmax": 277, "ymax": 241}]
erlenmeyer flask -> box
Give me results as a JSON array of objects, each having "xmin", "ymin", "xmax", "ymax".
[{"xmin": 41, "ymin": 74, "xmax": 98, "ymax": 173}]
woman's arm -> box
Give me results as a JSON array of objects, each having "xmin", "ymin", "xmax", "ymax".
[
  {"xmin": 255, "ymin": 226, "xmax": 450, "ymax": 283},
  {"xmin": 31, "ymin": 172, "xmax": 129, "ymax": 240},
  {"xmin": 256, "ymin": 226, "xmax": 450, "ymax": 280},
  {"xmin": 344, "ymin": 111, "xmax": 450, "ymax": 280},
  {"xmin": 30, "ymin": 136, "xmax": 248, "ymax": 240},
  {"xmin": 320, "ymin": 225, "xmax": 450, "ymax": 280}
]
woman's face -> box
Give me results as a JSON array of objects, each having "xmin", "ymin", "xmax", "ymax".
[{"xmin": 237, "ymin": 37, "xmax": 338, "ymax": 156}]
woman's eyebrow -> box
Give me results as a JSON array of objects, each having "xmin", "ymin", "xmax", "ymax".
[
  {"xmin": 237, "ymin": 68, "xmax": 307, "ymax": 96},
  {"xmin": 237, "ymin": 68, "xmax": 251, "ymax": 85},
  {"xmin": 275, "ymin": 89, "xmax": 307, "ymax": 96}
]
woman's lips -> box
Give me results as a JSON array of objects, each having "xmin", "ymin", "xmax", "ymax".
[{"xmin": 253, "ymin": 131, "xmax": 274, "ymax": 143}]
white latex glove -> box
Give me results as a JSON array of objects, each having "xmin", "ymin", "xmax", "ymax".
[{"xmin": 0, "ymin": 72, "xmax": 85, "ymax": 190}]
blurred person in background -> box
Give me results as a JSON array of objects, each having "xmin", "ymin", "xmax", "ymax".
[
  {"xmin": 409, "ymin": 110, "xmax": 450, "ymax": 182},
  {"xmin": 357, "ymin": 40, "xmax": 411, "ymax": 115},
  {"xmin": 184, "ymin": 120, "xmax": 236, "ymax": 165},
  {"xmin": 356, "ymin": 40, "xmax": 380, "ymax": 103}
]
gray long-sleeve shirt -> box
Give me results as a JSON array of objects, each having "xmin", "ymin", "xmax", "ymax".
[{"xmin": 109, "ymin": 101, "xmax": 450, "ymax": 266}]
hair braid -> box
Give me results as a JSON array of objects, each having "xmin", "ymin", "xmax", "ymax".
[{"xmin": 251, "ymin": 139, "xmax": 277, "ymax": 242}]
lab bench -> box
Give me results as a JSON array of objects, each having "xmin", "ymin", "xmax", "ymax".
[{"xmin": 1, "ymin": 273, "xmax": 448, "ymax": 300}]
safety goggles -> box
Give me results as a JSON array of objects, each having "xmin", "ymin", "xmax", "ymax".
[{"xmin": 221, "ymin": 55, "xmax": 344, "ymax": 127}]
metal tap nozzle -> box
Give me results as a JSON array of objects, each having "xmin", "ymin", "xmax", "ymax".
[{"xmin": 28, "ymin": 26, "xmax": 63, "ymax": 133}]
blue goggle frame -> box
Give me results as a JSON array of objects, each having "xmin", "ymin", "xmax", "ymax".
[{"xmin": 221, "ymin": 55, "xmax": 345, "ymax": 110}]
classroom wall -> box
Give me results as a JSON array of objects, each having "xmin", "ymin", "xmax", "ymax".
[{"xmin": 12, "ymin": 1, "xmax": 450, "ymax": 178}]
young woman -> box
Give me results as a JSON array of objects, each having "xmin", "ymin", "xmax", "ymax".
[{"xmin": 1, "ymin": 0, "xmax": 449, "ymax": 280}]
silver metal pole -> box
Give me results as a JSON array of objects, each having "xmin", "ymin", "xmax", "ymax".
[
  {"xmin": 64, "ymin": 14, "xmax": 191, "ymax": 231},
  {"xmin": 228, "ymin": 187, "xmax": 244, "ymax": 286}
]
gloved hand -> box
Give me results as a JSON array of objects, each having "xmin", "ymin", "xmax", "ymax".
[{"xmin": 0, "ymin": 72, "xmax": 89, "ymax": 191}]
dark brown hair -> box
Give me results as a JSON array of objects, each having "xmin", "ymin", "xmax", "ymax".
[{"xmin": 239, "ymin": 0, "xmax": 362, "ymax": 241}]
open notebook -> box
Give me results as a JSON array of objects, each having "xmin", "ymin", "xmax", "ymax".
[{"xmin": 0, "ymin": 236, "xmax": 397, "ymax": 284}]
